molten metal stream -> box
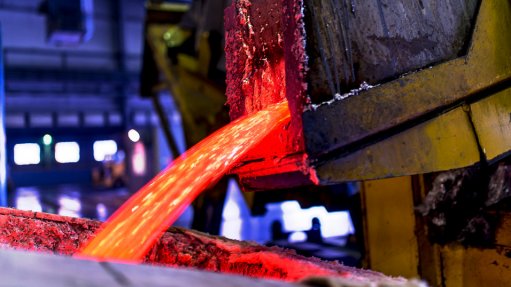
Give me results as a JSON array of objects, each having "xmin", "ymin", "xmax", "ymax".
[{"xmin": 78, "ymin": 101, "xmax": 290, "ymax": 261}]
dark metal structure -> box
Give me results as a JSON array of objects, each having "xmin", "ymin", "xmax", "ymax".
[
  {"xmin": 226, "ymin": 0, "xmax": 511, "ymax": 189},
  {"xmin": 224, "ymin": 1, "xmax": 511, "ymax": 285}
]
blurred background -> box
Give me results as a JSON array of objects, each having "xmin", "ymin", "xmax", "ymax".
[
  {"xmin": 0, "ymin": 0, "xmax": 360, "ymax": 266},
  {"xmin": 2, "ymin": 0, "xmax": 183, "ymax": 221}
]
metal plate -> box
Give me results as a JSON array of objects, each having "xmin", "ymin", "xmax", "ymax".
[
  {"xmin": 304, "ymin": 0, "xmax": 511, "ymax": 159},
  {"xmin": 314, "ymin": 107, "xmax": 480, "ymax": 183},
  {"xmin": 470, "ymin": 88, "xmax": 511, "ymax": 163}
]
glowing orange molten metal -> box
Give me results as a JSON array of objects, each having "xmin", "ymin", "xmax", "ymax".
[{"xmin": 78, "ymin": 101, "xmax": 290, "ymax": 261}]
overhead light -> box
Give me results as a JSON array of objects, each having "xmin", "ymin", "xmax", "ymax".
[
  {"xmin": 93, "ymin": 140, "xmax": 117, "ymax": 161},
  {"xmin": 55, "ymin": 142, "xmax": 80, "ymax": 163},
  {"xmin": 42, "ymin": 134, "xmax": 53, "ymax": 146},
  {"xmin": 132, "ymin": 142, "xmax": 146, "ymax": 175},
  {"xmin": 128, "ymin": 129, "xmax": 140, "ymax": 143},
  {"xmin": 14, "ymin": 143, "xmax": 41, "ymax": 165}
]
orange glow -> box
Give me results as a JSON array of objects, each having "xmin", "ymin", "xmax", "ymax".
[{"xmin": 78, "ymin": 101, "xmax": 290, "ymax": 261}]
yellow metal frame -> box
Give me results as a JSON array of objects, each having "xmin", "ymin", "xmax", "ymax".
[
  {"xmin": 314, "ymin": 0, "xmax": 511, "ymax": 183},
  {"xmin": 361, "ymin": 177, "xmax": 420, "ymax": 278},
  {"xmin": 362, "ymin": 176, "xmax": 511, "ymax": 286}
]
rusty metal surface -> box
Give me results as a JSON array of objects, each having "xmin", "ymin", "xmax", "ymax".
[
  {"xmin": 225, "ymin": 0, "xmax": 312, "ymax": 191},
  {"xmin": 438, "ymin": 245, "xmax": 511, "ymax": 287}
]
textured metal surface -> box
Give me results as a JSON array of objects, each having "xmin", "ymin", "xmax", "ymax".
[
  {"xmin": 361, "ymin": 177, "xmax": 419, "ymax": 279},
  {"xmin": 313, "ymin": 86, "xmax": 511, "ymax": 183},
  {"xmin": 314, "ymin": 107, "xmax": 481, "ymax": 183},
  {"xmin": 470, "ymin": 88, "xmax": 511, "ymax": 163},
  {"xmin": 305, "ymin": 0, "xmax": 511, "ymax": 183},
  {"xmin": 359, "ymin": 174, "xmax": 511, "ymax": 287},
  {"xmin": 225, "ymin": 0, "xmax": 312, "ymax": 191},
  {"xmin": 303, "ymin": 0, "xmax": 478, "ymax": 103},
  {"xmin": 438, "ymin": 244, "xmax": 511, "ymax": 287},
  {"xmin": 226, "ymin": 0, "xmax": 510, "ymax": 188},
  {"xmin": 304, "ymin": 0, "xmax": 511, "ymax": 158}
]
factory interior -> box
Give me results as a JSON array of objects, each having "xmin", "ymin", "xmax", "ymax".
[{"xmin": 0, "ymin": 0, "xmax": 510, "ymax": 286}]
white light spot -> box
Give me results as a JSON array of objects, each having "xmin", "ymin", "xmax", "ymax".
[
  {"xmin": 55, "ymin": 142, "xmax": 80, "ymax": 163},
  {"xmin": 128, "ymin": 129, "xmax": 140, "ymax": 143},
  {"xmin": 93, "ymin": 140, "xmax": 118, "ymax": 161},
  {"xmin": 14, "ymin": 143, "xmax": 40, "ymax": 165}
]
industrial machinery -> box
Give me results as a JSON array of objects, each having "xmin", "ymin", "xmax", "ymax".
[
  {"xmin": 0, "ymin": 0, "xmax": 509, "ymax": 286},
  {"xmin": 138, "ymin": 0, "xmax": 511, "ymax": 285},
  {"xmin": 221, "ymin": 0, "xmax": 511, "ymax": 286},
  {"xmin": 140, "ymin": 1, "xmax": 231, "ymax": 235},
  {"xmin": 225, "ymin": 0, "xmax": 508, "ymax": 188}
]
